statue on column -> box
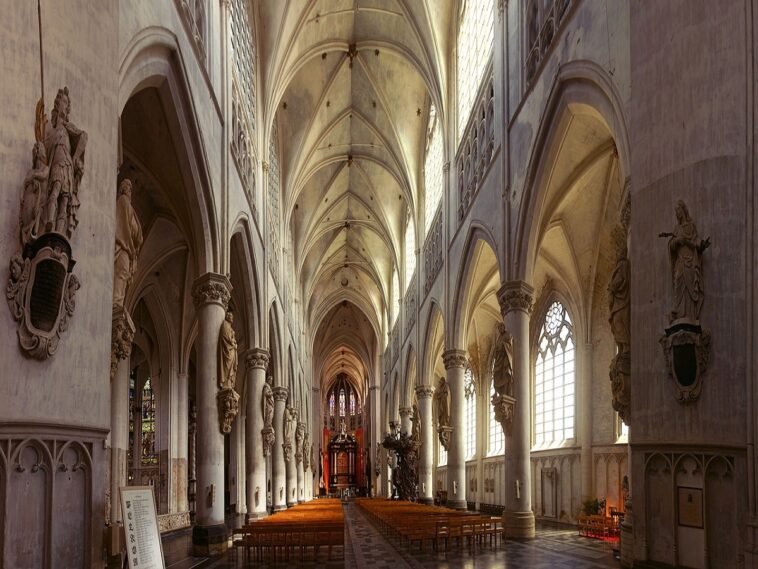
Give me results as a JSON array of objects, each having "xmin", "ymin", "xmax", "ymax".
[
  {"xmin": 282, "ymin": 406, "xmax": 295, "ymax": 462},
  {"xmin": 492, "ymin": 323, "xmax": 516, "ymax": 434},
  {"xmin": 435, "ymin": 377, "xmax": 452, "ymax": 450},
  {"xmin": 261, "ymin": 375, "xmax": 275, "ymax": 456},
  {"xmin": 113, "ymin": 179, "xmax": 143, "ymax": 307},
  {"xmin": 217, "ymin": 309, "xmax": 240, "ymax": 433},
  {"xmin": 295, "ymin": 422, "xmax": 305, "ymax": 464},
  {"xmin": 608, "ymin": 225, "xmax": 631, "ymax": 423},
  {"xmin": 659, "ymin": 200, "xmax": 711, "ymax": 402},
  {"xmin": 411, "ymin": 403, "xmax": 420, "ymax": 443}
]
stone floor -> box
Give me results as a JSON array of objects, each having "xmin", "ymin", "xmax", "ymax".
[{"xmin": 180, "ymin": 503, "xmax": 621, "ymax": 569}]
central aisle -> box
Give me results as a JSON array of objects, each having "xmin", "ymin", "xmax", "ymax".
[{"xmin": 343, "ymin": 502, "xmax": 412, "ymax": 569}]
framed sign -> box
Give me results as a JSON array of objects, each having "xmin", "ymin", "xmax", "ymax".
[
  {"xmin": 120, "ymin": 486, "xmax": 166, "ymax": 569},
  {"xmin": 677, "ymin": 486, "xmax": 704, "ymax": 529}
]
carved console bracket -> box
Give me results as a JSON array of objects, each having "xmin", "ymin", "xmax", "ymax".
[
  {"xmin": 217, "ymin": 388, "xmax": 240, "ymax": 434},
  {"xmin": 437, "ymin": 426, "xmax": 453, "ymax": 451},
  {"xmin": 261, "ymin": 427, "xmax": 275, "ymax": 457},
  {"xmin": 492, "ymin": 393, "xmax": 516, "ymax": 435},
  {"xmin": 111, "ymin": 305, "xmax": 136, "ymax": 381}
]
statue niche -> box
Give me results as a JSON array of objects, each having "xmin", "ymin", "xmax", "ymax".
[
  {"xmin": 261, "ymin": 375, "xmax": 275, "ymax": 456},
  {"xmin": 217, "ymin": 309, "xmax": 240, "ymax": 433},
  {"xmin": 7, "ymin": 88, "xmax": 87, "ymax": 359},
  {"xmin": 659, "ymin": 200, "xmax": 711, "ymax": 402}
]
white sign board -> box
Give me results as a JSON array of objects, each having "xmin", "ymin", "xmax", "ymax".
[{"xmin": 119, "ymin": 486, "xmax": 166, "ymax": 569}]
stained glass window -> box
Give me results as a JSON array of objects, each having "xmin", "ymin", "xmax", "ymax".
[
  {"xmin": 457, "ymin": 0, "xmax": 494, "ymax": 142},
  {"xmin": 535, "ymin": 301, "xmax": 575, "ymax": 445},
  {"xmin": 424, "ymin": 105, "xmax": 443, "ymax": 236},
  {"xmin": 488, "ymin": 379, "xmax": 504, "ymax": 456},
  {"xmin": 141, "ymin": 378, "xmax": 157, "ymax": 465},
  {"xmin": 350, "ymin": 392, "xmax": 356, "ymax": 416},
  {"xmin": 329, "ymin": 393, "xmax": 335, "ymax": 417},
  {"xmin": 339, "ymin": 389, "xmax": 346, "ymax": 418},
  {"xmin": 464, "ymin": 367, "xmax": 476, "ymax": 460}
]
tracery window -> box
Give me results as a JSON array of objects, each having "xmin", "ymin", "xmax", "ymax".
[
  {"xmin": 182, "ymin": 0, "xmax": 207, "ymax": 62},
  {"xmin": 488, "ymin": 379, "xmax": 504, "ymax": 456},
  {"xmin": 464, "ymin": 367, "xmax": 476, "ymax": 460},
  {"xmin": 456, "ymin": 0, "xmax": 494, "ymax": 142},
  {"xmin": 329, "ymin": 393, "xmax": 335, "ymax": 417},
  {"xmin": 230, "ymin": 0, "xmax": 258, "ymax": 208},
  {"xmin": 404, "ymin": 213, "xmax": 416, "ymax": 290},
  {"xmin": 535, "ymin": 301, "xmax": 575, "ymax": 446},
  {"xmin": 438, "ymin": 438, "xmax": 447, "ymax": 466},
  {"xmin": 391, "ymin": 269, "xmax": 400, "ymax": 326},
  {"xmin": 339, "ymin": 389, "xmax": 346, "ymax": 418},
  {"xmin": 424, "ymin": 105, "xmax": 443, "ymax": 237},
  {"xmin": 268, "ymin": 121, "xmax": 281, "ymax": 284},
  {"xmin": 350, "ymin": 392, "xmax": 356, "ymax": 416}
]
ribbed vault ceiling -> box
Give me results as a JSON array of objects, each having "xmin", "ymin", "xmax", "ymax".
[{"xmin": 258, "ymin": 0, "xmax": 453, "ymax": 389}]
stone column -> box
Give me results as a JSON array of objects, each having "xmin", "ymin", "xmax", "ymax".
[
  {"xmin": 443, "ymin": 349, "xmax": 468, "ymax": 510},
  {"xmin": 188, "ymin": 403, "xmax": 197, "ymax": 518},
  {"xmin": 110, "ymin": 306, "xmax": 135, "ymax": 523},
  {"xmin": 286, "ymin": 407, "xmax": 298, "ymax": 507},
  {"xmin": 191, "ymin": 273, "xmax": 232, "ymax": 556},
  {"xmin": 415, "ymin": 385, "xmax": 434, "ymax": 504},
  {"xmin": 244, "ymin": 348, "xmax": 269, "ymax": 520},
  {"xmin": 497, "ymin": 280, "xmax": 536, "ymax": 538},
  {"xmin": 272, "ymin": 387, "xmax": 288, "ymax": 511},
  {"xmin": 176, "ymin": 372, "xmax": 189, "ymax": 514},
  {"xmin": 296, "ymin": 422, "xmax": 305, "ymax": 503},
  {"xmin": 399, "ymin": 406, "xmax": 413, "ymax": 436},
  {"xmin": 580, "ymin": 342, "xmax": 594, "ymax": 503}
]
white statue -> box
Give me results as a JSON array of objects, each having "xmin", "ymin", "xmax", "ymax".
[{"xmin": 113, "ymin": 179, "xmax": 143, "ymax": 307}]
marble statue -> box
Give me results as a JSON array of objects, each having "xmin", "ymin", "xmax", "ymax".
[
  {"xmin": 434, "ymin": 377, "xmax": 450, "ymax": 429},
  {"xmin": 492, "ymin": 323, "xmax": 514, "ymax": 397},
  {"xmin": 284, "ymin": 406, "xmax": 295, "ymax": 442},
  {"xmin": 19, "ymin": 141, "xmax": 49, "ymax": 246},
  {"xmin": 218, "ymin": 309, "xmax": 238, "ymax": 391},
  {"xmin": 113, "ymin": 179, "xmax": 143, "ymax": 307},
  {"xmin": 43, "ymin": 87, "xmax": 87, "ymax": 238},
  {"xmin": 659, "ymin": 200, "xmax": 710, "ymax": 323}
]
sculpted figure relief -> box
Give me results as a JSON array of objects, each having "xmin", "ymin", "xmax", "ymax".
[
  {"xmin": 411, "ymin": 403, "xmax": 420, "ymax": 442},
  {"xmin": 113, "ymin": 179, "xmax": 143, "ymax": 307},
  {"xmin": 43, "ymin": 87, "xmax": 87, "ymax": 237},
  {"xmin": 609, "ymin": 226, "xmax": 631, "ymax": 353},
  {"xmin": 284, "ymin": 406, "xmax": 296, "ymax": 442},
  {"xmin": 218, "ymin": 310, "xmax": 238, "ymax": 391},
  {"xmin": 492, "ymin": 323, "xmax": 514, "ymax": 397},
  {"xmin": 659, "ymin": 200, "xmax": 710, "ymax": 323}
]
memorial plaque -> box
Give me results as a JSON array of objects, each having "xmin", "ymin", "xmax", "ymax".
[{"xmin": 120, "ymin": 486, "xmax": 166, "ymax": 569}]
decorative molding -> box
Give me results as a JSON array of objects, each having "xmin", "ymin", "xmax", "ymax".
[
  {"xmin": 191, "ymin": 272, "xmax": 231, "ymax": 308},
  {"xmin": 415, "ymin": 385, "xmax": 434, "ymax": 398},
  {"xmin": 158, "ymin": 511, "xmax": 190, "ymax": 533},
  {"xmin": 497, "ymin": 280, "xmax": 534, "ymax": 316},
  {"xmin": 245, "ymin": 347, "xmax": 270, "ymax": 370},
  {"xmin": 399, "ymin": 407, "xmax": 412, "ymax": 418},
  {"xmin": 272, "ymin": 386, "xmax": 289, "ymax": 401},
  {"xmin": 110, "ymin": 306, "xmax": 135, "ymax": 381},
  {"xmin": 442, "ymin": 349, "xmax": 468, "ymax": 370}
]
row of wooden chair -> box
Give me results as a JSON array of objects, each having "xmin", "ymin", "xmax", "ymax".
[
  {"xmin": 356, "ymin": 498, "xmax": 505, "ymax": 552},
  {"xmin": 578, "ymin": 514, "xmax": 619, "ymax": 539},
  {"xmin": 232, "ymin": 499, "xmax": 345, "ymax": 562}
]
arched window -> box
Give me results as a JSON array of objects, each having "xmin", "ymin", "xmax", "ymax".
[
  {"xmin": 535, "ymin": 301, "xmax": 575, "ymax": 446},
  {"xmin": 268, "ymin": 121, "xmax": 281, "ymax": 278},
  {"xmin": 488, "ymin": 380, "xmax": 504, "ymax": 456},
  {"xmin": 438, "ymin": 437, "xmax": 447, "ymax": 467},
  {"xmin": 391, "ymin": 269, "xmax": 400, "ymax": 326},
  {"xmin": 457, "ymin": 0, "xmax": 495, "ymax": 141},
  {"xmin": 464, "ymin": 367, "xmax": 476, "ymax": 460},
  {"xmin": 350, "ymin": 392, "xmax": 356, "ymax": 416},
  {"xmin": 424, "ymin": 105, "xmax": 443, "ymax": 236},
  {"xmin": 404, "ymin": 213, "xmax": 416, "ymax": 290},
  {"xmin": 329, "ymin": 393, "xmax": 335, "ymax": 417},
  {"xmin": 141, "ymin": 377, "xmax": 157, "ymax": 466},
  {"xmin": 339, "ymin": 388, "xmax": 346, "ymax": 418}
]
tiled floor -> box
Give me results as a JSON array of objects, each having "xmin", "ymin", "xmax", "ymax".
[{"xmin": 177, "ymin": 504, "xmax": 620, "ymax": 569}]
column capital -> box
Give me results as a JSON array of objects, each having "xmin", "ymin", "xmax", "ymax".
[
  {"xmin": 415, "ymin": 385, "xmax": 434, "ymax": 399},
  {"xmin": 399, "ymin": 406, "xmax": 412, "ymax": 418},
  {"xmin": 192, "ymin": 272, "xmax": 232, "ymax": 309},
  {"xmin": 272, "ymin": 386, "xmax": 289, "ymax": 402},
  {"xmin": 442, "ymin": 349, "xmax": 468, "ymax": 370},
  {"xmin": 244, "ymin": 348, "xmax": 270, "ymax": 370},
  {"xmin": 497, "ymin": 280, "xmax": 534, "ymax": 316}
]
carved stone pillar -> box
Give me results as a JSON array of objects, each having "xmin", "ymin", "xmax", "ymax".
[
  {"xmin": 191, "ymin": 273, "xmax": 232, "ymax": 555},
  {"xmin": 497, "ymin": 280, "xmax": 536, "ymax": 538},
  {"xmin": 110, "ymin": 306, "xmax": 135, "ymax": 523},
  {"xmin": 399, "ymin": 406, "xmax": 413, "ymax": 436},
  {"xmin": 415, "ymin": 385, "xmax": 434, "ymax": 504},
  {"xmin": 286, "ymin": 407, "xmax": 298, "ymax": 507},
  {"xmin": 272, "ymin": 387, "xmax": 288, "ymax": 511},
  {"xmin": 176, "ymin": 371, "xmax": 189, "ymax": 513},
  {"xmin": 443, "ymin": 349, "xmax": 468, "ymax": 510},
  {"xmin": 244, "ymin": 348, "xmax": 269, "ymax": 520},
  {"xmin": 296, "ymin": 422, "xmax": 305, "ymax": 503}
]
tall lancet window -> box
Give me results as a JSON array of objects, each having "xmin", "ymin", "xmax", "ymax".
[
  {"xmin": 488, "ymin": 379, "xmax": 504, "ymax": 456},
  {"xmin": 329, "ymin": 393, "xmax": 335, "ymax": 417},
  {"xmin": 535, "ymin": 301, "xmax": 575, "ymax": 446},
  {"xmin": 464, "ymin": 367, "xmax": 476, "ymax": 460},
  {"xmin": 141, "ymin": 378, "xmax": 157, "ymax": 465},
  {"xmin": 405, "ymin": 213, "xmax": 416, "ymax": 290},
  {"xmin": 424, "ymin": 104, "xmax": 443, "ymax": 237},
  {"xmin": 339, "ymin": 389, "xmax": 346, "ymax": 418}
]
